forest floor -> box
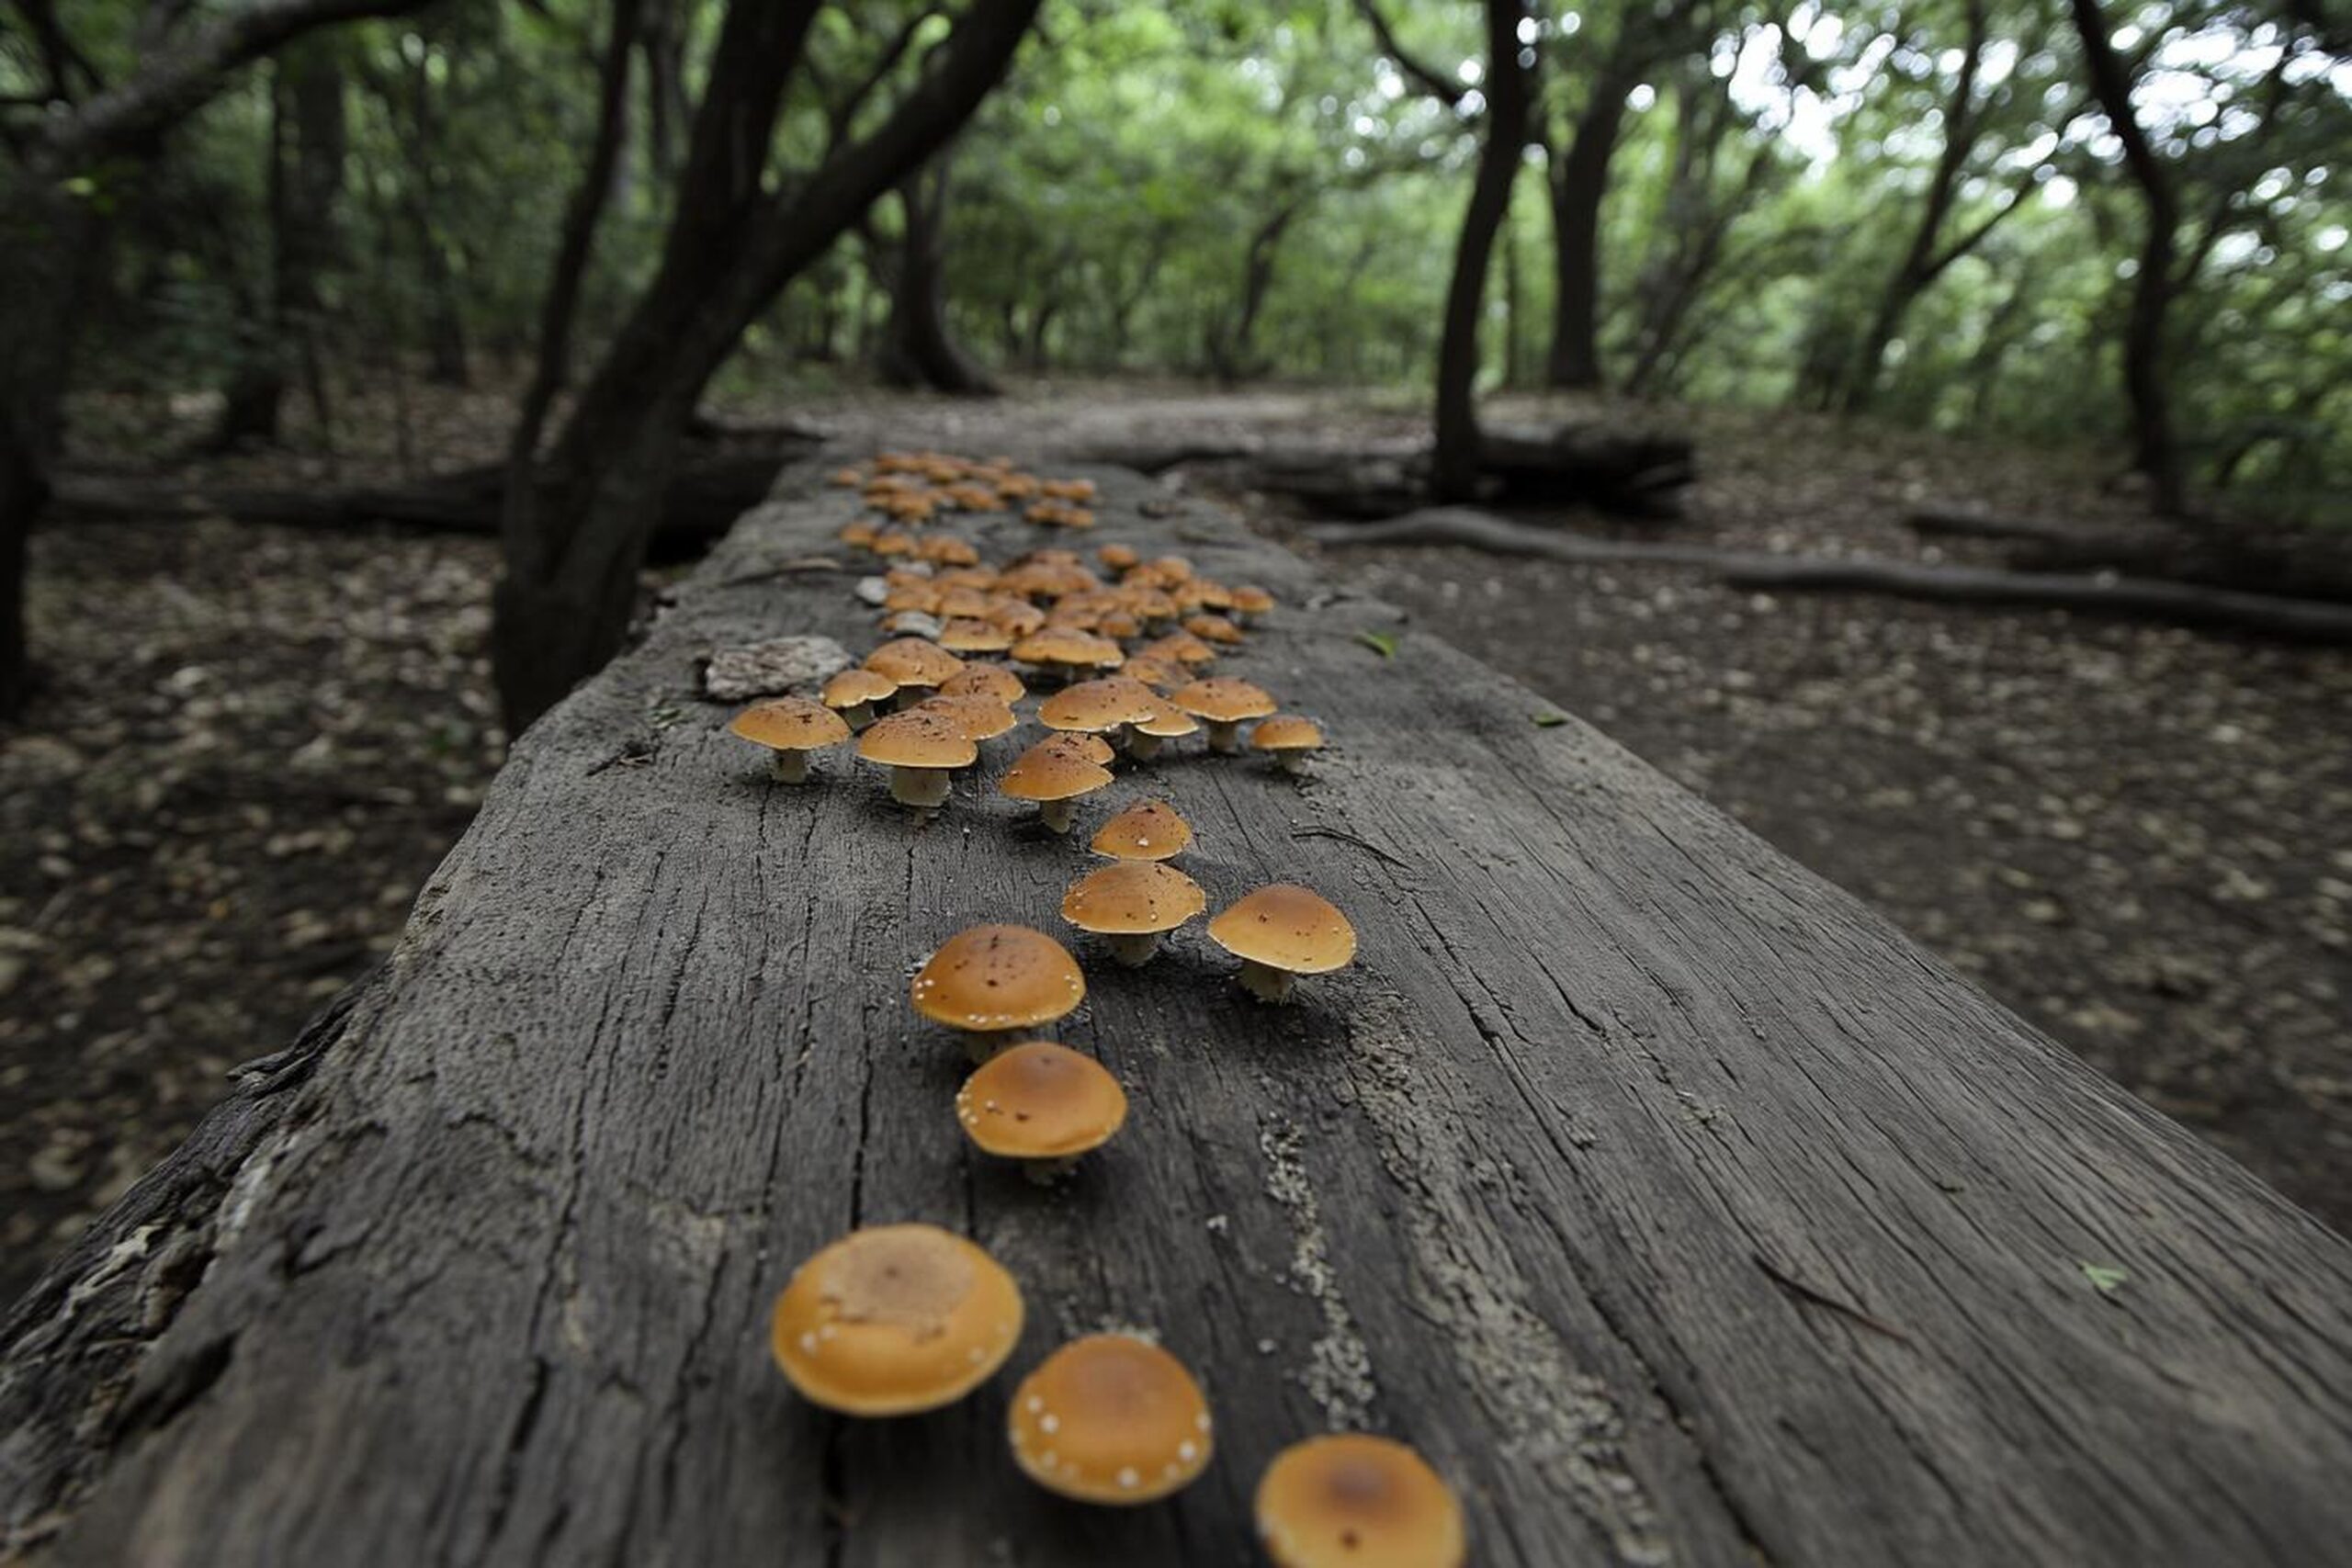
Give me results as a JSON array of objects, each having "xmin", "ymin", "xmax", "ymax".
[{"xmin": 4, "ymin": 377, "xmax": 2346, "ymax": 1303}]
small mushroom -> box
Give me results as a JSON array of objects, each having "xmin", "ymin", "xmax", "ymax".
[
  {"xmin": 1039, "ymin": 676, "xmax": 1161, "ymax": 756},
  {"xmin": 1170, "ymin": 676, "xmax": 1277, "ymax": 755},
  {"xmin": 1037, "ymin": 730, "xmax": 1117, "ymax": 767},
  {"xmin": 1254, "ymin": 1434, "xmax": 1466, "ymax": 1568},
  {"xmin": 729, "ymin": 697, "xmax": 852, "ymax": 784},
  {"xmin": 1011, "ymin": 626, "xmax": 1125, "ymax": 686},
  {"xmin": 956, "ymin": 1042, "xmax": 1128, "ymax": 1182},
  {"xmin": 1062, "ymin": 861, "xmax": 1207, "ymax": 965},
  {"xmin": 935, "ymin": 662, "xmax": 1028, "ymax": 705},
  {"xmin": 1090, "ymin": 799, "xmax": 1193, "ymax": 862},
  {"xmin": 856, "ymin": 710, "xmax": 978, "ymax": 810},
  {"xmin": 912, "ymin": 924, "xmax": 1086, "ymax": 1061},
  {"xmin": 1000, "ymin": 739, "xmax": 1114, "ymax": 834},
  {"xmin": 769, "ymin": 1224, "xmax": 1025, "ymax": 1416},
  {"xmin": 820, "ymin": 667, "xmax": 899, "ymax": 732},
  {"xmin": 1007, "ymin": 1335, "xmax": 1213, "ymax": 1506},
  {"xmin": 1206, "ymin": 884, "xmax": 1357, "ymax": 1003},
  {"xmin": 1124, "ymin": 699, "xmax": 1200, "ymax": 761},
  {"xmin": 865, "ymin": 637, "xmax": 966, "ymax": 707},
  {"xmin": 1228, "ymin": 584, "xmax": 1276, "ymax": 626},
  {"xmin": 1250, "ymin": 714, "xmax": 1326, "ymax": 776},
  {"xmin": 938, "ymin": 617, "xmax": 1013, "ymax": 656},
  {"xmin": 914, "ymin": 693, "xmax": 1021, "ymax": 754}
]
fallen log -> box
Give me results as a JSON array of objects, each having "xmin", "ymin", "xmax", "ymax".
[
  {"xmin": 1321, "ymin": 507, "xmax": 2352, "ymax": 643},
  {"xmin": 1906, "ymin": 506, "xmax": 2352, "ymax": 605},
  {"xmin": 6, "ymin": 465, "xmax": 2348, "ymax": 1564},
  {"xmin": 50, "ymin": 446, "xmax": 818, "ymax": 559}
]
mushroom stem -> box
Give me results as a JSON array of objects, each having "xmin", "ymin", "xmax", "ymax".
[
  {"xmin": 1236, "ymin": 959, "xmax": 1297, "ymax": 1003},
  {"xmin": 1020, "ymin": 1156, "xmax": 1080, "ymax": 1187},
  {"xmin": 1276, "ymin": 752, "xmax": 1311, "ymax": 778},
  {"xmin": 963, "ymin": 1032, "xmax": 1014, "ymax": 1067},
  {"xmin": 842, "ymin": 702, "xmax": 876, "ymax": 732},
  {"xmin": 889, "ymin": 765, "xmax": 952, "ymax": 810},
  {"xmin": 769, "ymin": 750, "xmax": 811, "ymax": 784},
  {"xmin": 1104, "ymin": 931, "xmax": 1164, "ymax": 967},
  {"xmin": 1204, "ymin": 720, "xmax": 1243, "ymax": 755},
  {"xmin": 1125, "ymin": 730, "xmax": 1164, "ymax": 761},
  {"xmin": 895, "ymin": 685, "xmax": 935, "ymax": 711},
  {"xmin": 1038, "ymin": 798, "xmax": 1077, "ymax": 835}
]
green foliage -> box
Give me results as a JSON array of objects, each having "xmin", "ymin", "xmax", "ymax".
[{"xmin": 25, "ymin": 0, "xmax": 2351, "ymax": 518}]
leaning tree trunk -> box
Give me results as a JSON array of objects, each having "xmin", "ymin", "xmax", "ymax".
[
  {"xmin": 215, "ymin": 41, "xmax": 346, "ymax": 448},
  {"xmin": 877, "ymin": 164, "xmax": 998, "ymax": 396},
  {"xmin": 1432, "ymin": 0, "xmax": 1532, "ymax": 500},
  {"xmin": 1544, "ymin": 72, "xmax": 1634, "ymax": 391},
  {"xmin": 2069, "ymin": 0, "xmax": 2185, "ymax": 514}
]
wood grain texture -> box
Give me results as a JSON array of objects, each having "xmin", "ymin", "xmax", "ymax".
[{"xmin": 6, "ymin": 457, "xmax": 2350, "ymax": 1566}]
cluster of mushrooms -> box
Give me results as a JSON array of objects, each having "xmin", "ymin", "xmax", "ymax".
[{"xmin": 738, "ymin": 452, "xmax": 1464, "ymax": 1565}]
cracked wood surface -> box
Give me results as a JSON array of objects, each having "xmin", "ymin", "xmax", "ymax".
[{"xmin": 5, "ymin": 456, "xmax": 2351, "ymax": 1565}]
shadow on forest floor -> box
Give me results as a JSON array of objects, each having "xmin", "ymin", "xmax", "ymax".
[{"xmin": 3, "ymin": 377, "xmax": 2345, "ymax": 1303}]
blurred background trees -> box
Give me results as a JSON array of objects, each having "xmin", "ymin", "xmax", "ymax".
[{"xmin": 4, "ymin": 0, "xmax": 2346, "ymax": 719}]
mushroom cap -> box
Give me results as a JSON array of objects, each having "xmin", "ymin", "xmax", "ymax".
[
  {"xmin": 938, "ymin": 617, "xmax": 1014, "ymax": 655},
  {"xmin": 1090, "ymin": 799, "xmax": 1193, "ymax": 861},
  {"xmin": 1250, "ymin": 715, "xmax": 1326, "ymax": 753},
  {"xmin": 1254, "ymin": 1435, "xmax": 1466, "ymax": 1568},
  {"xmin": 1039, "ymin": 676, "xmax": 1161, "ymax": 734},
  {"xmin": 856, "ymin": 710, "xmax": 978, "ymax": 770},
  {"xmin": 1130, "ymin": 700, "xmax": 1201, "ymax": 740},
  {"xmin": 936, "ymin": 663, "xmax": 1028, "ymax": 705},
  {"xmin": 821, "ymin": 668, "xmax": 899, "ymax": 710},
  {"xmin": 1207, "ymin": 885, "xmax": 1357, "ymax": 974},
  {"xmin": 1120, "ymin": 655, "xmax": 1187, "ymax": 693},
  {"xmin": 956, "ymin": 1042, "xmax": 1128, "ymax": 1160},
  {"xmin": 1000, "ymin": 741, "xmax": 1114, "ymax": 803},
  {"xmin": 916, "ymin": 693, "xmax": 1020, "ymax": 743},
  {"xmin": 912, "ymin": 924, "xmax": 1086, "ymax": 1032},
  {"xmin": 865, "ymin": 637, "xmax": 965, "ymax": 688},
  {"xmin": 1099, "ymin": 544, "xmax": 1140, "ymax": 570},
  {"xmin": 1063, "ymin": 861, "xmax": 1206, "ymax": 936},
  {"xmin": 769, "ymin": 1224, "xmax": 1025, "ymax": 1416},
  {"xmin": 729, "ymin": 696, "xmax": 851, "ymax": 751},
  {"xmin": 1008, "ymin": 1335, "xmax": 1214, "ymax": 1505},
  {"xmin": 1171, "ymin": 676, "xmax": 1276, "ymax": 724},
  {"xmin": 1037, "ymin": 731, "xmax": 1117, "ymax": 767},
  {"xmin": 1182, "ymin": 614, "xmax": 1245, "ymax": 645},
  {"xmin": 1231, "ymin": 585, "xmax": 1277, "ymax": 614},
  {"xmin": 1145, "ymin": 632, "xmax": 1220, "ymax": 667},
  {"xmin": 1012, "ymin": 627, "xmax": 1125, "ymax": 670}
]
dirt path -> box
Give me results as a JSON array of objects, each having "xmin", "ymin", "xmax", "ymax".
[{"xmin": 5, "ymin": 382, "xmax": 2343, "ymax": 1304}]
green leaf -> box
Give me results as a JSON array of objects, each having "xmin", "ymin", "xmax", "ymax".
[
  {"xmin": 2080, "ymin": 1263, "xmax": 2129, "ymax": 1295},
  {"xmin": 1355, "ymin": 630, "xmax": 1396, "ymax": 659},
  {"xmin": 1532, "ymin": 712, "xmax": 1568, "ymax": 728}
]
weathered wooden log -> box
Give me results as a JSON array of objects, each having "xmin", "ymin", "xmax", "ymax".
[
  {"xmin": 1906, "ymin": 506, "xmax": 2352, "ymax": 605},
  {"xmin": 1323, "ymin": 506, "xmax": 2352, "ymax": 643},
  {"xmin": 5, "ymin": 461, "xmax": 2349, "ymax": 1565}
]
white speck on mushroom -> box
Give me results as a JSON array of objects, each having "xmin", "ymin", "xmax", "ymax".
[{"xmin": 1117, "ymin": 1468, "xmax": 1139, "ymax": 1489}]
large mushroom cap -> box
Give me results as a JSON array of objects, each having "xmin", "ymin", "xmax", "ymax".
[
  {"xmin": 856, "ymin": 710, "xmax": 978, "ymax": 770},
  {"xmin": 938, "ymin": 617, "xmax": 1013, "ymax": 655},
  {"xmin": 915, "ymin": 693, "xmax": 1020, "ymax": 743},
  {"xmin": 729, "ymin": 697, "xmax": 851, "ymax": 750},
  {"xmin": 1090, "ymin": 799, "xmax": 1193, "ymax": 861},
  {"xmin": 865, "ymin": 637, "xmax": 965, "ymax": 688},
  {"xmin": 912, "ymin": 924, "xmax": 1086, "ymax": 1032},
  {"xmin": 1039, "ymin": 676, "xmax": 1161, "ymax": 734},
  {"xmin": 1130, "ymin": 700, "xmax": 1201, "ymax": 740},
  {"xmin": 821, "ymin": 668, "xmax": 899, "ymax": 710},
  {"xmin": 935, "ymin": 663, "xmax": 1028, "ymax": 705},
  {"xmin": 1063, "ymin": 861, "xmax": 1206, "ymax": 936},
  {"xmin": 1207, "ymin": 885, "xmax": 1357, "ymax": 974},
  {"xmin": 769, "ymin": 1224, "xmax": 1024, "ymax": 1416},
  {"xmin": 1008, "ymin": 1335, "xmax": 1213, "ymax": 1505},
  {"xmin": 1036, "ymin": 731, "xmax": 1117, "ymax": 768},
  {"xmin": 1012, "ymin": 626, "xmax": 1125, "ymax": 671},
  {"xmin": 1171, "ymin": 676, "xmax": 1276, "ymax": 724},
  {"xmin": 1255, "ymin": 1434, "xmax": 1466, "ymax": 1568},
  {"xmin": 1250, "ymin": 715, "xmax": 1325, "ymax": 753},
  {"xmin": 1000, "ymin": 741, "xmax": 1115, "ymax": 803},
  {"xmin": 956, "ymin": 1043, "xmax": 1128, "ymax": 1160}
]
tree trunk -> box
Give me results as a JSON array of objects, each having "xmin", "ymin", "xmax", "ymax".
[
  {"xmin": 2069, "ymin": 0, "xmax": 2185, "ymax": 514},
  {"xmin": 493, "ymin": 0, "xmax": 1043, "ymax": 733},
  {"xmin": 1207, "ymin": 197, "xmax": 1301, "ymax": 385},
  {"xmin": 877, "ymin": 162, "xmax": 998, "ymax": 396},
  {"xmin": 1544, "ymin": 66, "xmax": 1636, "ymax": 389},
  {"xmin": 214, "ymin": 41, "xmax": 345, "ymax": 448},
  {"xmin": 1432, "ymin": 0, "xmax": 1532, "ymax": 500}
]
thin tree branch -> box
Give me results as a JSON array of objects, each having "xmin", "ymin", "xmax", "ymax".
[
  {"xmin": 1352, "ymin": 0, "xmax": 1468, "ymax": 107},
  {"xmin": 34, "ymin": 0, "xmax": 442, "ymax": 171}
]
